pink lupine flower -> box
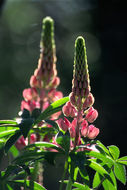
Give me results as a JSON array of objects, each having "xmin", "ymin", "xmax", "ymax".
[
  {"xmin": 21, "ymin": 100, "xmax": 40, "ymax": 112},
  {"xmin": 83, "ymin": 93, "xmax": 94, "ymax": 109},
  {"xmin": 57, "ymin": 117, "xmax": 70, "ymax": 131},
  {"xmin": 80, "ymin": 119, "xmax": 89, "ymax": 137},
  {"xmin": 15, "ymin": 134, "xmax": 37, "ymax": 150},
  {"xmin": 85, "ymin": 107, "xmax": 98, "ymax": 123},
  {"xmin": 15, "ymin": 136, "xmax": 26, "ymax": 150},
  {"xmin": 80, "ymin": 119, "xmax": 88, "ymax": 129},
  {"xmin": 87, "ymin": 125, "xmax": 99, "ymax": 139},
  {"xmin": 69, "ymin": 92, "xmax": 76, "ymax": 106},
  {"xmin": 23, "ymin": 88, "xmax": 38, "ymax": 101},
  {"xmin": 30, "ymin": 134, "xmax": 37, "ymax": 144},
  {"xmin": 81, "ymin": 125, "xmax": 88, "ymax": 137},
  {"xmin": 30, "ymin": 75, "xmax": 41, "ymax": 88},
  {"xmin": 62, "ymin": 101, "xmax": 77, "ymax": 118},
  {"xmin": 51, "ymin": 76, "xmax": 60, "ymax": 88},
  {"xmin": 42, "ymin": 101, "xmax": 50, "ymax": 111},
  {"xmin": 69, "ymin": 118, "xmax": 77, "ymax": 138},
  {"xmin": 48, "ymin": 89, "xmax": 63, "ymax": 102}
]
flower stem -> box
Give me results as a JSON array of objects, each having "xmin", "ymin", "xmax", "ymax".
[
  {"xmin": 59, "ymin": 158, "xmax": 68, "ymax": 190},
  {"xmin": 66, "ymin": 176, "xmax": 72, "ymax": 190}
]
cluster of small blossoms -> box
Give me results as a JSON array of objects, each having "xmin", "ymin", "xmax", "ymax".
[
  {"xmin": 15, "ymin": 17, "xmax": 63, "ymax": 149},
  {"xmin": 56, "ymin": 37, "xmax": 99, "ymax": 148}
]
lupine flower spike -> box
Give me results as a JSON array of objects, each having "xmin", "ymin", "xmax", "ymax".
[
  {"xmin": 58, "ymin": 36, "xmax": 99, "ymax": 148},
  {"xmin": 21, "ymin": 16, "xmax": 62, "ymax": 115},
  {"xmin": 17, "ymin": 17, "xmax": 63, "ymax": 149}
]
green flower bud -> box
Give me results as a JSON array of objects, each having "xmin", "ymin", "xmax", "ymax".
[
  {"xmin": 71, "ymin": 36, "xmax": 91, "ymax": 110},
  {"xmin": 39, "ymin": 17, "xmax": 57, "ymax": 86}
]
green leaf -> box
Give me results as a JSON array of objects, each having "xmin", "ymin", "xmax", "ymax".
[
  {"xmin": 108, "ymin": 145, "xmax": 120, "ymax": 159},
  {"xmin": 4, "ymin": 130, "xmax": 21, "ymax": 153},
  {"xmin": 0, "ymin": 129, "xmax": 18, "ymax": 138},
  {"xmin": 117, "ymin": 156, "xmax": 127, "ymax": 165},
  {"xmin": 118, "ymin": 156, "xmax": 127, "ymax": 161},
  {"xmin": 35, "ymin": 96, "xmax": 69, "ymax": 124},
  {"xmin": 12, "ymin": 150, "xmax": 45, "ymax": 164},
  {"xmin": 114, "ymin": 162, "xmax": 126, "ymax": 184},
  {"xmin": 87, "ymin": 160, "xmax": 110, "ymax": 177},
  {"xmin": 20, "ymin": 109, "xmax": 30, "ymax": 119},
  {"xmin": 93, "ymin": 168, "xmax": 117, "ymax": 190},
  {"xmin": 63, "ymin": 180, "xmax": 87, "ymax": 190},
  {"xmin": 0, "ymin": 120, "xmax": 17, "ymax": 125},
  {"xmin": 79, "ymin": 166, "xmax": 90, "ymax": 189},
  {"xmin": 8, "ymin": 180, "xmax": 46, "ymax": 190},
  {"xmin": 3, "ymin": 165, "xmax": 17, "ymax": 179},
  {"xmin": 19, "ymin": 118, "xmax": 34, "ymax": 138},
  {"xmin": 9, "ymin": 145, "xmax": 19, "ymax": 158},
  {"xmin": 24, "ymin": 142, "xmax": 64, "ymax": 153},
  {"xmin": 56, "ymin": 131, "xmax": 70, "ymax": 152},
  {"xmin": 31, "ymin": 108, "xmax": 41, "ymax": 119},
  {"xmin": 96, "ymin": 140, "xmax": 110, "ymax": 155},
  {"xmin": 93, "ymin": 172, "xmax": 102, "ymax": 189},
  {"xmin": 6, "ymin": 184, "xmax": 13, "ymax": 190},
  {"xmin": 102, "ymin": 169, "xmax": 117, "ymax": 190},
  {"xmin": 45, "ymin": 119, "xmax": 59, "ymax": 131},
  {"xmin": 85, "ymin": 150, "xmax": 114, "ymax": 166}
]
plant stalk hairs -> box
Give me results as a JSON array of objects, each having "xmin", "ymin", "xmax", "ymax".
[{"xmin": 0, "ymin": 16, "xmax": 127, "ymax": 190}]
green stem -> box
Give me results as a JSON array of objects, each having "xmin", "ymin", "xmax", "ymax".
[
  {"xmin": 30, "ymin": 160, "xmax": 39, "ymax": 188},
  {"xmin": 28, "ymin": 132, "xmax": 31, "ymax": 145},
  {"xmin": 66, "ymin": 176, "xmax": 72, "ymax": 190},
  {"xmin": 59, "ymin": 158, "xmax": 68, "ymax": 190},
  {"xmin": 24, "ymin": 172, "xmax": 27, "ymax": 190}
]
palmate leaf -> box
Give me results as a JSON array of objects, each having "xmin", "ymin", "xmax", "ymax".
[
  {"xmin": 96, "ymin": 140, "xmax": 110, "ymax": 155},
  {"xmin": 8, "ymin": 180, "xmax": 46, "ymax": 190},
  {"xmin": 108, "ymin": 145, "xmax": 120, "ymax": 160},
  {"xmin": 93, "ymin": 168, "xmax": 117, "ymax": 190},
  {"xmin": 117, "ymin": 156, "xmax": 127, "ymax": 166},
  {"xmin": 34, "ymin": 96, "xmax": 69, "ymax": 124},
  {"xmin": 85, "ymin": 150, "xmax": 114, "ymax": 166},
  {"xmin": 87, "ymin": 160, "xmax": 110, "ymax": 177},
  {"xmin": 114, "ymin": 162, "xmax": 126, "ymax": 185}
]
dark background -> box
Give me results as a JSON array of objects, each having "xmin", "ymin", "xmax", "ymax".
[{"xmin": 0, "ymin": 0, "xmax": 127, "ymax": 189}]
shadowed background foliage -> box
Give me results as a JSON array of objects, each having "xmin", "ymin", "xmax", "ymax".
[{"xmin": 0, "ymin": 0, "xmax": 127, "ymax": 189}]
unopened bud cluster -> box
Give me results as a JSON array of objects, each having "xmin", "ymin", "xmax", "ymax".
[{"xmin": 69, "ymin": 37, "xmax": 94, "ymax": 110}]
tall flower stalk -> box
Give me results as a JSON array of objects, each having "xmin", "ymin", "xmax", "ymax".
[
  {"xmin": 21, "ymin": 17, "xmax": 62, "ymax": 115},
  {"xmin": 16, "ymin": 17, "xmax": 63, "ymax": 151},
  {"xmin": 57, "ymin": 36, "xmax": 99, "ymax": 149}
]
